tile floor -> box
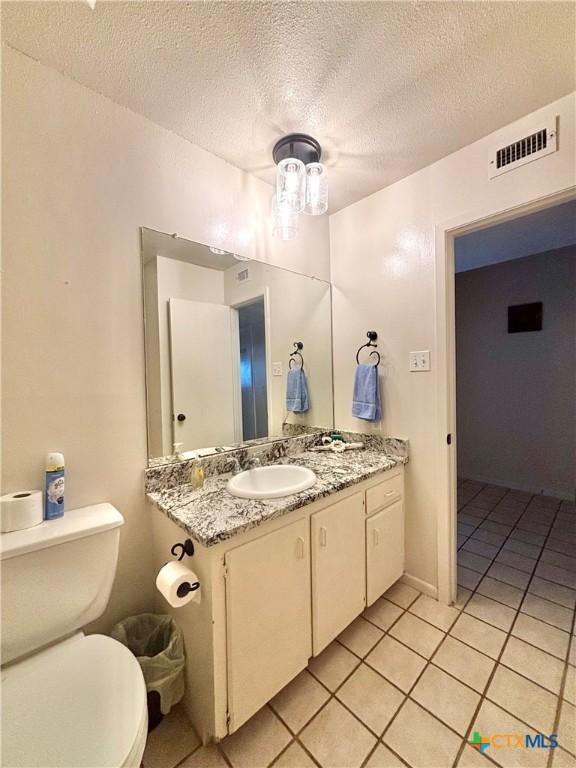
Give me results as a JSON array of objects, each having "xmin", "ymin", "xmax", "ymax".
[{"xmin": 143, "ymin": 480, "xmax": 575, "ymax": 768}]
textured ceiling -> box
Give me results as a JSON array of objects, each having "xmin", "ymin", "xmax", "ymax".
[
  {"xmin": 3, "ymin": 1, "xmax": 575, "ymax": 211},
  {"xmin": 455, "ymin": 199, "xmax": 576, "ymax": 273}
]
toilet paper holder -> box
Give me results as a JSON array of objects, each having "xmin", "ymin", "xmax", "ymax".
[
  {"xmin": 167, "ymin": 539, "xmax": 200, "ymax": 599},
  {"xmin": 176, "ymin": 580, "xmax": 200, "ymax": 599},
  {"xmin": 171, "ymin": 538, "xmax": 194, "ymax": 561}
]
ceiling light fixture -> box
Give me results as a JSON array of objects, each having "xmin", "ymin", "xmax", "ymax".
[{"xmin": 272, "ymin": 134, "xmax": 328, "ymax": 240}]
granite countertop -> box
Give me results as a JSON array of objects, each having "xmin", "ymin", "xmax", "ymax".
[{"xmin": 147, "ymin": 448, "xmax": 407, "ymax": 547}]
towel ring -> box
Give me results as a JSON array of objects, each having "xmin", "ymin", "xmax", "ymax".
[
  {"xmin": 356, "ymin": 331, "xmax": 381, "ymax": 366},
  {"xmin": 289, "ymin": 341, "xmax": 304, "ymax": 369}
]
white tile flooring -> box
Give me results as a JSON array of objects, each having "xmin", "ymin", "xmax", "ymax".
[{"xmin": 144, "ymin": 480, "xmax": 575, "ymax": 768}]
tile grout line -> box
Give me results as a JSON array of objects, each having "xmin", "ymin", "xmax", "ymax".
[
  {"xmin": 546, "ymin": 586, "xmax": 576, "ymax": 766},
  {"xmin": 314, "ymin": 494, "xmax": 571, "ymax": 768},
  {"xmin": 275, "ymin": 617, "xmax": 405, "ymax": 758},
  {"xmin": 458, "ymin": 523, "xmax": 576, "ymax": 614},
  {"xmin": 317, "ymin": 594, "xmax": 426, "ymax": 768},
  {"xmin": 451, "ymin": 486, "xmax": 555, "ymax": 765},
  {"xmin": 265, "ymin": 706, "xmax": 323, "ymax": 768},
  {"xmin": 451, "ymin": 485, "xmax": 542, "ymax": 767},
  {"xmin": 368, "ymin": 523, "xmax": 502, "ymax": 755},
  {"xmin": 269, "ymin": 600, "xmax": 412, "ymax": 768},
  {"xmin": 345, "ymin": 495, "xmax": 573, "ymax": 762},
  {"xmin": 372, "ymin": 582, "xmax": 474, "ymax": 763},
  {"xmin": 452, "ymin": 488, "xmax": 567, "ymax": 768},
  {"xmin": 172, "ymin": 484, "xmax": 573, "ymax": 768},
  {"xmin": 457, "ymin": 503, "xmax": 575, "ymax": 631}
]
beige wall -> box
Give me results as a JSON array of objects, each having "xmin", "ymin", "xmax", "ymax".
[
  {"xmin": 224, "ymin": 261, "xmax": 334, "ymax": 435},
  {"xmin": 1, "ymin": 46, "xmax": 330, "ymax": 631},
  {"xmin": 329, "ymin": 93, "xmax": 576, "ymax": 594},
  {"xmin": 456, "ymin": 246, "xmax": 576, "ymax": 499}
]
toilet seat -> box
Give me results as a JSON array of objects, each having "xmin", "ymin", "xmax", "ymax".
[{"xmin": 2, "ymin": 634, "xmax": 148, "ymax": 768}]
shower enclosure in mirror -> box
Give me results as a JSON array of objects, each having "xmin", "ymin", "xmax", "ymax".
[{"xmin": 141, "ymin": 228, "xmax": 334, "ymax": 464}]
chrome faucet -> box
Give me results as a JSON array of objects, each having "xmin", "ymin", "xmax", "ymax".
[
  {"xmin": 227, "ymin": 456, "xmax": 261, "ymax": 474},
  {"xmin": 227, "ymin": 457, "xmax": 242, "ymax": 475}
]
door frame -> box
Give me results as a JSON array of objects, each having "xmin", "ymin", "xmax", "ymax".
[
  {"xmin": 231, "ymin": 288, "xmax": 272, "ymax": 441},
  {"xmin": 434, "ymin": 186, "xmax": 576, "ymax": 605}
]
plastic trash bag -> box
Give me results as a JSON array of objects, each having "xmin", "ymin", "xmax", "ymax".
[{"xmin": 111, "ymin": 613, "xmax": 185, "ymax": 716}]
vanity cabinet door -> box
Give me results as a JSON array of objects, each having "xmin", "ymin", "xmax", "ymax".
[
  {"xmin": 366, "ymin": 500, "xmax": 404, "ymax": 606},
  {"xmin": 311, "ymin": 492, "xmax": 366, "ymax": 655},
  {"xmin": 225, "ymin": 517, "xmax": 311, "ymax": 733}
]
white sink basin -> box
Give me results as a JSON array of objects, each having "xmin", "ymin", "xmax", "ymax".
[{"xmin": 226, "ymin": 465, "xmax": 316, "ymax": 500}]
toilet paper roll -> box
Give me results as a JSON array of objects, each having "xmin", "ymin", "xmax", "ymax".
[
  {"xmin": 0, "ymin": 490, "xmax": 43, "ymax": 533},
  {"xmin": 156, "ymin": 560, "xmax": 201, "ymax": 608}
]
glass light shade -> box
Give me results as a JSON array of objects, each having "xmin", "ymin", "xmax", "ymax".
[
  {"xmin": 304, "ymin": 162, "xmax": 328, "ymax": 215},
  {"xmin": 276, "ymin": 157, "xmax": 305, "ymax": 213},
  {"xmin": 271, "ymin": 194, "xmax": 298, "ymax": 241}
]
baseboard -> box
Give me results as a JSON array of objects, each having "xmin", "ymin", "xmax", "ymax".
[
  {"xmin": 401, "ymin": 572, "xmax": 438, "ymax": 599},
  {"xmin": 459, "ymin": 473, "xmax": 574, "ymax": 502}
]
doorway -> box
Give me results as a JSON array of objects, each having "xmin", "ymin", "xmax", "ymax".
[
  {"xmin": 434, "ymin": 188, "xmax": 576, "ymax": 606},
  {"xmin": 453, "ymin": 199, "xmax": 576, "ymax": 602},
  {"xmin": 237, "ymin": 298, "xmax": 269, "ymax": 441},
  {"xmin": 454, "ymin": 201, "xmax": 576, "ymax": 498}
]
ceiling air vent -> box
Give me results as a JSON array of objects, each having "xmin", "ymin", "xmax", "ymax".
[
  {"xmin": 235, "ymin": 267, "xmax": 250, "ymax": 283},
  {"xmin": 489, "ymin": 118, "xmax": 557, "ymax": 179}
]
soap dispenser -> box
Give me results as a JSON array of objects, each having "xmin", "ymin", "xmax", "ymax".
[{"xmin": 190, "ymin": 465, "xmax": 205, "ymax": 490}]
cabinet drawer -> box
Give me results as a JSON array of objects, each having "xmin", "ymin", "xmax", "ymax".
[{"xmin": 365, "ymin": 472, "xmax": 403, "ymax": 515}]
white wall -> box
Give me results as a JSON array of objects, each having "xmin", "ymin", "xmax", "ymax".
[
  {"xmin": 330, "ymin": 93, "xmax": 576, "ymax": 594},
  {"xmin": 1, "ymin": 46, "xmax": 330, "ymax": 631},
  {"xmin": 456, "ymin": 246, "xmax": 576, "ymax": 499},
  {"xmin": 224, "ymin": 261, "xmax": 333, "ymax": 435}
]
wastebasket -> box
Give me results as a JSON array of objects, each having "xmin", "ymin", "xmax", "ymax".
[{"xmin": 111, "ymin": 613, "xmax": 185, "ymax": 731}]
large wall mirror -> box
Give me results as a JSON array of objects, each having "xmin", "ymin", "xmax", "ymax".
[{"xmin": 142, "ymin": 228, "xmax": 334, "ymax": 464}]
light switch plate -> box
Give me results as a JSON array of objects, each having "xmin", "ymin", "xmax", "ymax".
[
  {"xmin": 409, "ymin": 350, "xmax": 431, "ymax": 371},
  {"xmin": 272, "ymin": 362, "xmax": 283, "ymax": 376}
]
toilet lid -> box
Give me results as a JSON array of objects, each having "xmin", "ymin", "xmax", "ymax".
[{"xmin": 2, "ymin": 634, "xmax": 147, "ymax": 768}]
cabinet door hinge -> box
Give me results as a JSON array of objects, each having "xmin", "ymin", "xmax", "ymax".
[
  {"xmin": 223, "ymin": 562, "xmax": 229, "ymax": 580},
  {"xmin": 226, "ymin": 710, "xmax": 231, "ymax": 729},
  {"xmin": 447, "ymin": 433, "xmax": 452, "ymax": 445}
]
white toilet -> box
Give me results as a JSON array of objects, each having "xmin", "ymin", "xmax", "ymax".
[{"xmin": 1, "ymin": 503, "xmax": 148, "ymax": 768}]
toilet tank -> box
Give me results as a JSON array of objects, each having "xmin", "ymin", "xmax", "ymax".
[{"xmin": 1, "ymin": 504, "xmax": 124, "ymax": 665}]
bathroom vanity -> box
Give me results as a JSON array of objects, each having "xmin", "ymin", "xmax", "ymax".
[
  {"xmin": 141, "ymin": 226, "xmax": 407, "ymax": 743},
  {"xmin": 147, "ymin": 440, "xmax": 407, "ymax": 743}
]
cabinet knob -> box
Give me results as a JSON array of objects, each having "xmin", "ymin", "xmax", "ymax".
[
  {"xmin": 319, "ymin": 527, "xmax": 327, "ymax": 547},
  {"xmin": 177, "ymin": 413, "xmax": 186, "ymax": 422},
  {"xmin": 373, "ymin": 528, "xmax": 380, "ymax": 546}
]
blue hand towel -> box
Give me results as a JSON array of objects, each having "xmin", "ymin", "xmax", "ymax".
[
  {"xmin": 352, "ymin": 363, "xmax": 382, "ymax": 421},
  {"xmin": 286, "ymin": 367, "xmax": 310, "ymax": 413}
]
